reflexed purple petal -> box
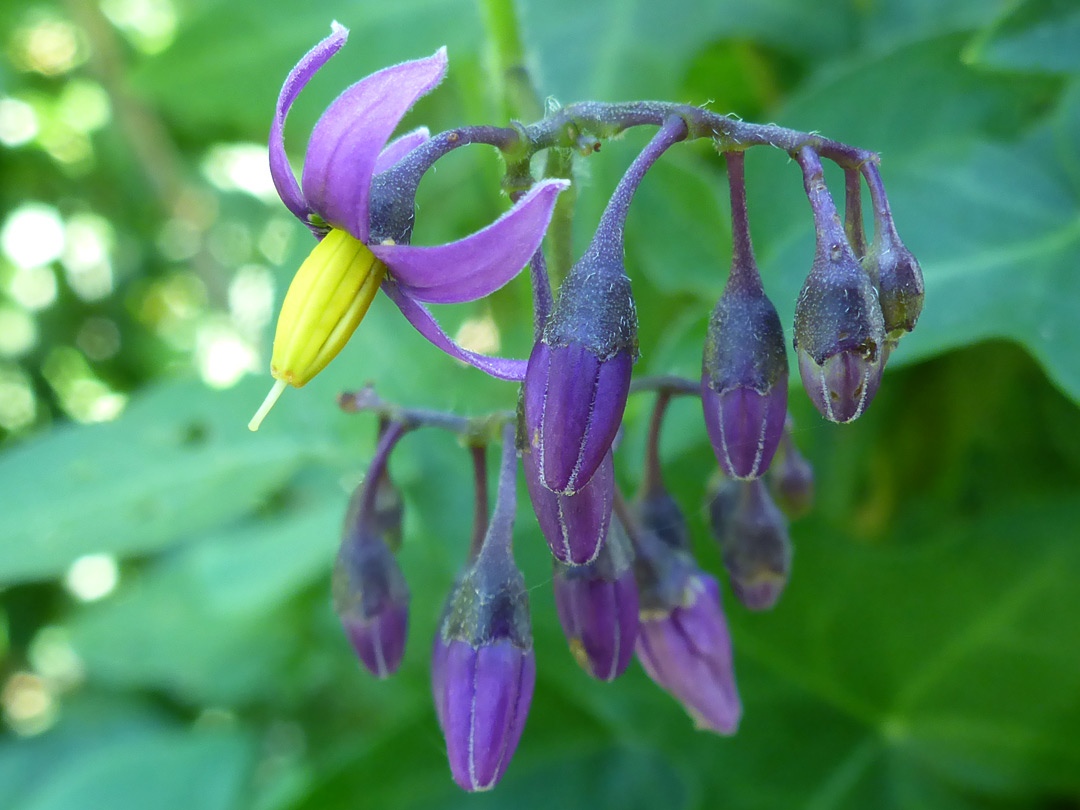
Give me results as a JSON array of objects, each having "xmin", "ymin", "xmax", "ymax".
[
  {"xmin": 524, "ymin": 448, "xmax": 612, "ymax": 565},
  {"xmin": 702, "ymin": 380, "xmax": 788, "ymax": 480},
  {"xmin": 341, "ymin": 601, "xmax": 408, "ymax": 678},
  {"xmin": 523, "ymin": 341, "xmax": 632, "ymax": 495},
  {"xmin": 382, "ymin": 279, "xmax": 527, "ymax": 380},
  {"xmin": 374, "ymin": 126, "xmax": 431, "ymax": 174},
  {"xmin": 371, "ymin": 179, "xmax": 569, "ymax": 304},
  {"xmin": 269, "ymin": 22, "xmax": 348, "ymax": 222},
  {"xmin": 301, "ymin": 47, "xmax": 448, "ymax": 241}
]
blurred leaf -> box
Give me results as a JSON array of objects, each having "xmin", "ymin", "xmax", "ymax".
[
  {"xmin": 965, "ymin": 0, "xmax": 1080, "ymax": 74},
  {"xmin": 13, "ymin": 727, "xmax": 251, "ymax": 810},
  {"xmin": 0, "ymin": 380, "xmax": 334, "ymax": 585}
]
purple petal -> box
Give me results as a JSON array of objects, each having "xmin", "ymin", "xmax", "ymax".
[
  {"xmin": 302, "ymin": 47, "xmax": 448, "ymax": 240},
  {"xmin": 382, "ymin": 279, "xmax": 527, "ymax": 380},
  {"xmin": 432, "ymin": 635, "xmax": 451, "ymax": 730},
  {"xmin": 524, "ymin": 448, "xmax": 612, "ymax": 565},
  {"xmin": 371, "ymin": 179, "xmax": 569, "ymax": 304},
  {"xmin": 269, "ymin": 22, "xmax": 349, "ymax": 223},
  {"xmin": 523, "ymin": 341, "xmax": 632, "ymax": 494},
  {"xmin": 495, "ymin": 649, "xmax": 535, "ymax": 783},
  {"xmin": 468, "ymin": 641, "xmax": 522, "ymax": 790},
  {"xmin": 342, "ymin": 602, "xmax": 408, "ymax": 678},
  {"xmin": 374, "ymin": 126, "xmax": 431, "ymax": 174},
  {"xmin": 701, "ymin": 380, "xmax": 788, "ymax": 480}
]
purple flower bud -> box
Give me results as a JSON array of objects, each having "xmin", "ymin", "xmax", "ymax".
[
  {"xmin": 552, "ymin": 517, "xmax": 639, "ymax": 681},
  {"xmin": 637, "ymin": 487, "xmax": 691, "ymax": 552},
  {"xmin": 710, "ymin": 479, "xmax": 792, "ymax": 611},
  {"xmin": 793, "ymin": 230, "xmax": 886, "ymax": 424},
  {"xmin": 628, "ymin": 516, "xmax": 741, "ymax": 733},
  {"xmin": 522, "ymin": 266, "xmax": 636, "ymax": 494},
  {"xmin": 523, "ymin": 446, "xmax": 614, "ymax": 565},
  {"xmin": 332, "ymin": 537, "xmax": 409, "ymax": 678},
  {"xmin": 433, "ymin": 427, "xmax": 535, "ymax": 792},
  {"xmin": 703, "ymin": 150, "xmax": 788, "ymax": 479},
  {"xmin": 862, "ymin": 164, "xmax": 924, "ymax": 339},
  {"xmin": 431, "ymin": 635, "xmax": 535, "ymax": 792},
  {"xmin": 769, "ymin": 425, "xmax": 814, "ymax": 519},
  {"xmin": 522, "ymin": 116, "xmax": 688, "ymax": 496},
  {"xmin": 636, "ymin": 572, "xmax": 741, "ymax": 734}
]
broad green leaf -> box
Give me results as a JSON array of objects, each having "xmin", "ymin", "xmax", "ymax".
[
  {"xmin": 15, "ymin": 727, "xmax": 252, "ymax": 810},
  {"xmin": 965, "ymin": 0, "xmax": 1080, "ymax": 74},
  {"xmin": 0, "ymin": 379, "xmax": 335, "ymax": 585}
]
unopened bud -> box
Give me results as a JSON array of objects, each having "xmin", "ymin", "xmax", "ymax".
[
  {"xmin": 552, "ymin": 517, "xmax": 639, "ymax": 681},
  {"xmin": 711, "ymin": 479, "xmax": 792, "ymax": 611},
  {"xmin": 524, "ymin": 446, "xmax": 613, "ymax": 565}
]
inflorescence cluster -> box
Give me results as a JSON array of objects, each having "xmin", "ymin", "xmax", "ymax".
[{"xmin": 248, "ymin": 23, "xmax": 924, "ymax": 792}]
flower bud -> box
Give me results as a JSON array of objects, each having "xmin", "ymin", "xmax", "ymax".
[
  {"xmin": 794, "ymin": 148, "xmax": 887, "ymax": 424},
  {"xmin": 769, "ymin": 425, "xmax": 814, "ymax": 519},
  {"xmin": 794, "ymin": 242, "xmax": 886, "ymax": 424},
  {"xmin": 522, "ymin": 260, "xmax": 637, "ymax": 495},
  {"xmin": 552, "ymin": 516, "xmax": 638, "ymax": 681},
  {"xmin": 635, "ymin": 569, "xmax": 741, "ymax": 734},
  {"xmin": 523, "ymin": 446, "xmax": 613, "ymax": 565},
  {"xmin": 332, "ymin": 536, "xmax": 409, "ymax": 678},
  {"xmin": 433, "ymin": 431, "xmax": 534, "ymax": 793},
  {"xmin": 630, "ymin": 522, "xmax": 741, "ymax": 734},
  {"xmin": 863, "ymin": 224, "xmax": 924, "ymax": 340},
  {"xmin": 637, "ymin": 486, "xmax": 691, "ymax": 553},
  {"xmin": 703, "ymin": 150, "xmax": 788, "ymax": 479},
  {"xmin": 711, "ymin": 479, "xmax": 792, "ymax": 611},
  {"xmin": 249, "ymin": 229, "xmax": 386, "ymax": 431},
  {"xmin": 701, "ymin": 279, "xmax": 788, "ymax": 479}
]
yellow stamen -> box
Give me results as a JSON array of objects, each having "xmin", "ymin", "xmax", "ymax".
[
  {"xmin": 248, "ymin": 379, "xmax": 287, "ymax": 432},
  {"xmin": 247, "ymin": 228, "xmax": 386, "ymax": 430}
]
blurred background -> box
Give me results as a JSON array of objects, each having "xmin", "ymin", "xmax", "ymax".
[{"xmin": 2, "ymin": 0, "xmax": 1079, "ymax": 808}]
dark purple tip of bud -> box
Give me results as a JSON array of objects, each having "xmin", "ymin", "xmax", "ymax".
[
  {"xmin": 702, "ymin": 277, "xmax": 789, "ymax": 479},
  {"xmin": 552, "ymin": 517, "xmax": 638, "ymax": 681},
  {"xmin": 523, "ymin": 339, "xmax": 633, "ymax": 495},
  {"xmin": 636, "ymin": 488, "xmax": 691, "ymax": 553},
  {"xmin": 635, "ymin": 572, "xmax": 741, "ymax": 734},
  {"xmin": 797, "ymin": 346, "xmax": 884, "ymax": 424},
  {"xmin": 712, "ymin": 479, "xmax": 792, "ymax": 612},
  {"xmin": 524, "ymin": 446, "xmax": 613, "ymax": 565},
  {"xmin": 770, "ymin": 436, "xmax": 814, "ymax": 519},
  {"xmin": 431, "ymin": 635, "xmax": 536, "ymax": 792},
  {"xmin": 332, "ymin": 538, "xmax": 410, "ymax": 678}
]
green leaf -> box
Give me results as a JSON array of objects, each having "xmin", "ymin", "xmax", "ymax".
[
  {"xmin": 965, "ymin": 0, "xmax": 1080, "ymax": 74},
  {"xmin": 0, "ymin": 379, "xmax": 335, "ymax": 585},
  {"xmin": 14, "ymin": 727, "xmax": 252, "ymax": 810}
]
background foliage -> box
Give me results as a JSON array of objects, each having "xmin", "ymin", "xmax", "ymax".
[{"xmin": 1, "ymin": 0, "xmax": 1079, "ymax": 808}]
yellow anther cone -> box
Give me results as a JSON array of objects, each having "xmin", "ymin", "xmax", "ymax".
[{"xmin": 249, "ymin": 229, "xmax": 385, "ymax": 431}]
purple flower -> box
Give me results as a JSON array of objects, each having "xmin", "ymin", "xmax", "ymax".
[
  {"xmin": 523, "ymin": 445, "xmax": 614, "ymax": 565},
  {"xmin": 552, "ymin": 517, "xmax": 638, "ymax": 681},
  {"xmin": 250, "ymin": 23, "xmax": 568, "ymax": 429},
  {"xmin": 636, "ymin": 572, "xmax": 741, "ymax": 734}
]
